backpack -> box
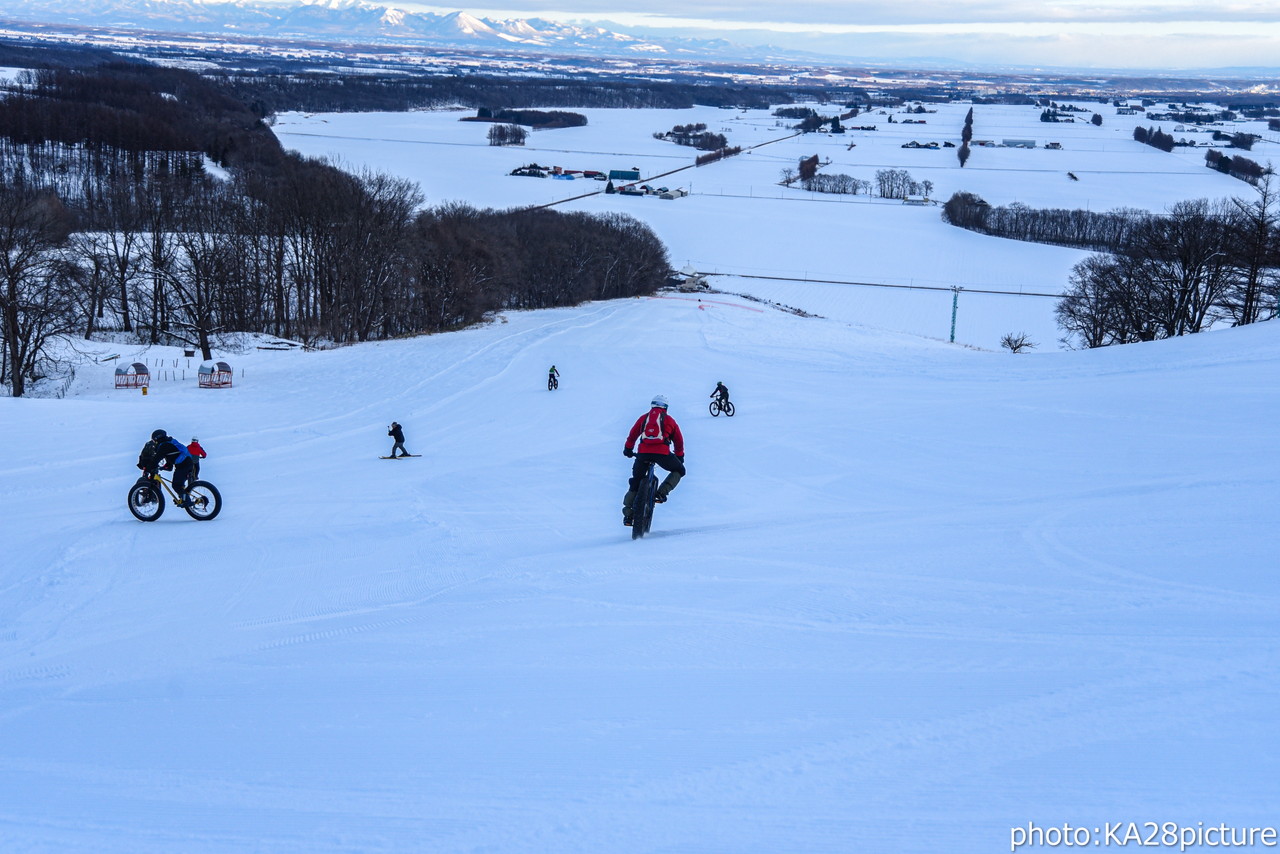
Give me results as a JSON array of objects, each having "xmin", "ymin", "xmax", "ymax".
[
  {"xmin": 641, "ymin": 408, "xmax": 667, "ymax": 444},
  {"xmin": 166, "ymin": 437, "xmax": 192, "ymax": 465}
]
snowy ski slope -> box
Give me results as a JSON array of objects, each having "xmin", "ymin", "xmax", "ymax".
[{"xmin": 2, "ymin": 292, "xmax": 1278, "ymax": 852}]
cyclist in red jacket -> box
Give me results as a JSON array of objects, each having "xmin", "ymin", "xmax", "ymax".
[
  {"xmin": 187, "ymin": 437, "xmax": 207, "ymax": 479},
  {"xmin": 622, "ymin": 394, "xmax": 685, "ymax": 526}
]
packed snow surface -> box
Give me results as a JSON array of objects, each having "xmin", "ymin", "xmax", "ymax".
[{"xmin": 2, "ymin": 292, "xmax": 1279, "ymax": 852}]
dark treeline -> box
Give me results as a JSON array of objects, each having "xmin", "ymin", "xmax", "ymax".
[
  {"xmin": 773, "ymin": 107, "xmax": 818, "ymax": 119},
  {"xmin": 1210, "ymin": 131, "xmax": 1258, "ymax": 150},
  {"xmin": 694, "ymin": 146, "xmax": 742, "ymax": 166},
  {"xmin": 654, "ymin": 123, "xmax": 727, "ymax": 150},
  {"xmin": 1145, "ymin": 109, "xmax": 1235, "ymax": 124},
  {"xmin": 0, "ymin": 64, "xmax": 283, "ymax": 168},
  {"xmin": 0, "ymin": 41, "xmax": 124, "ymax": 70},
  {"xmin": 467, "ymin": 108, "xmax": 587, "ymax": 128},
  {"xmin": 942, "ymin": 192, "xmax": 1146, "ymax": 252},
  {"xmin": 1205, "ymin": 148, "xmax": 1268, "ymax": 184},
  {"xmin": 211, "ymin": 72, "xmax": 829, "ymax": 114},
  {"xmin": 0, "ymin": 62, "xmax": 670, "ymax": 396}
]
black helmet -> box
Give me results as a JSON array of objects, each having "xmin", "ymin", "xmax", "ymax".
[{"xmin": 151, "ymin": 429, "xmax": 168, "ymax": 442}]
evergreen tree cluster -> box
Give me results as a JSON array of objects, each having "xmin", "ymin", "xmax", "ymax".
[{"xmin": 1133, "ymin": 125, "xmax": 1176, "ymax": 152}]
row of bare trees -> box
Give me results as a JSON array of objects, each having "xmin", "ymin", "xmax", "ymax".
[
  {"xmin": 943, "ymin": 192, "xmax": 1145, "ymax": 251},
  {"xmin": 782, "ymin": 164, "xmax": 931, "ymax": 199},
  {"xmin": 1056, "ymin": 188, "xmax": 1280, "ymax": 347},
  {"xmin": 0, "ymin": 146, "xmax": 670, "ymax": 396}
]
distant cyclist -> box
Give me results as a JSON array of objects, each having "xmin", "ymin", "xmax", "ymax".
[
  {"xmin": 710, "ymin": 381, "xmax": 729, "ymax": 407},
  {"xmin": 187, "ymin": 436, "xmax": 207, "ymax": 479},
  {"xmin": 622, "ymin": 394, "xmax": 685, "ymax": 526},
  {"xmin": 548, "ymin": 365, "xmax": 560, "ymax": 389},
  {"xmin": 137, "ymin": 428, "xmax": 195, "ymax": 506}
]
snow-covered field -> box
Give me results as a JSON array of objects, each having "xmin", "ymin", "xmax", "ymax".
[
  {"xmin": 272, "ymin": 101, "xmax": 1277, "ymax": 350},
  {"xmin": 3, "ymin": 98, "xmax": 1279, "ymax": 853},
  {"xmin": 3, "ymin": 291, "xmax": 1279, "ymax": 852}
]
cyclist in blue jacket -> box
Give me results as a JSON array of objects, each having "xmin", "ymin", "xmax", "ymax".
[{"xmin": 138, "ymin": 428, "xmax": 195, "ymax": 506}]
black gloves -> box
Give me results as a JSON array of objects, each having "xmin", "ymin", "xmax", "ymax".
[{"xmin": 623, "ymin": 448, "xmax": 635, "ymax": 458}]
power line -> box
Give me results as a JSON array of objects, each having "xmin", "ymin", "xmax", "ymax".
[{"xmin": 701, "ymin": 271, "xmax": 1064, "ymax": 299}]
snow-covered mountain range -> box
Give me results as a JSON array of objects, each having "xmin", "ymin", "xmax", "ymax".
[{"xmin": 0, "ymin": 0, "xmax": 736, "ymax": 58}]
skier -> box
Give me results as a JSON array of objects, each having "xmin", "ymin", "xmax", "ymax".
[
  {"xmin": 387, "ymin": 422, "xmax": 410, "ymax": 458},
  {"xmin": 548, "ymin": 365, "xmax": 560, "ymax": 390},
  {"xmin": 621, "ymin": 394, "xmax": 685, "ymax": 526},
  {"xmin": 710, "ymin": 381, "xmax": 730, "ymax": 407},
  {"xmin": 137, "ymin": 429, "xmax": 195, "ymax": 506},
  {"xmin": 187, "ymin": 436, "xmax": 207, "ymax": 479}
]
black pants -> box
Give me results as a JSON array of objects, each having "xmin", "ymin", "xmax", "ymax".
[
  {"xmin": 171, "ymin": 458, "xmax": 195, "ymax": 497},
  {"xmin": 392, "ymin": 441, "xmax": 408, "ymax": 457},
  {"xmin": 629, "ymin": 453, "xmax": 685, "ymax": 491}
]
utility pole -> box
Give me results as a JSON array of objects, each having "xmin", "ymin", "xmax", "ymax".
[{"xmin": 950, "ymin": 286, "xmax": 963, "ymax": 343}]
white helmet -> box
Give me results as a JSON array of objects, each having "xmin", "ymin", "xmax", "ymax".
[{"xmin": 651, "ymin": 394, "xmax": 669, "ymax": 409}]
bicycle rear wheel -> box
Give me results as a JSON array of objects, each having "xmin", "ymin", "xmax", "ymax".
[
  {"xmin": 632, "ymin": 471, "xmax": 658, "ymax": 539},
  {"xmin": 183, "ymin": 480, "xmax": 222, "ymax": 521},
  {"xmin": 128, "ymin": 481, "xmax": 165, "ymax": 521},
  {"xmin": 722, "ymin": 401, "xmax": 735, "ymax": 417}
]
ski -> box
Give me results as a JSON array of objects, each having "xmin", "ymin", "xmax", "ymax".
[{"xmin": 379, "ymin": 455, "xmax": 421, "ymax": 459}]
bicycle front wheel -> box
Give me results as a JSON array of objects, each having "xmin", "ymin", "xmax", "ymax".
[
  {"xmin": 709, "ymin": 400, "xmax": 721, "ymax": 417},
  {"xmin": 183, "ymin": 480, "xmax": 222, "ymax": 521},
  {"xmin": 128, "ymin": 481, "xmax": 165, "ymax": 521}
]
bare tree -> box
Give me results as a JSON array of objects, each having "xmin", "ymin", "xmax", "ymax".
[
  {"xmin": 1121, "ymin": 199, "xmax": 1233, "ymax": 337},
  {"xmin": 0, "ymin": 180, "xmax": 77, "ymax": 396},
  {"xmin": 1000, "ymin": 332, "xmax": 1036, "ymax": 353},
  {"xmin": 1221, "ymin": 174, "xmax": 1280, "ymax": 326}
]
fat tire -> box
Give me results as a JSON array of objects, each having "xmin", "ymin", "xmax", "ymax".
[
  {"xmin": 128, "ymin": 481, "xmax": 165, "ymax": 522},
  {"xmin": 630, "ymin": 485, "xmax": 646, "ymax": 539},
  {"xmin": 632, "ymin": 469, "xmax": 658, "ymax": 539},
  {"xmin": 183, "ymin": 480, "xmax": 222, "ymax": 521}
]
